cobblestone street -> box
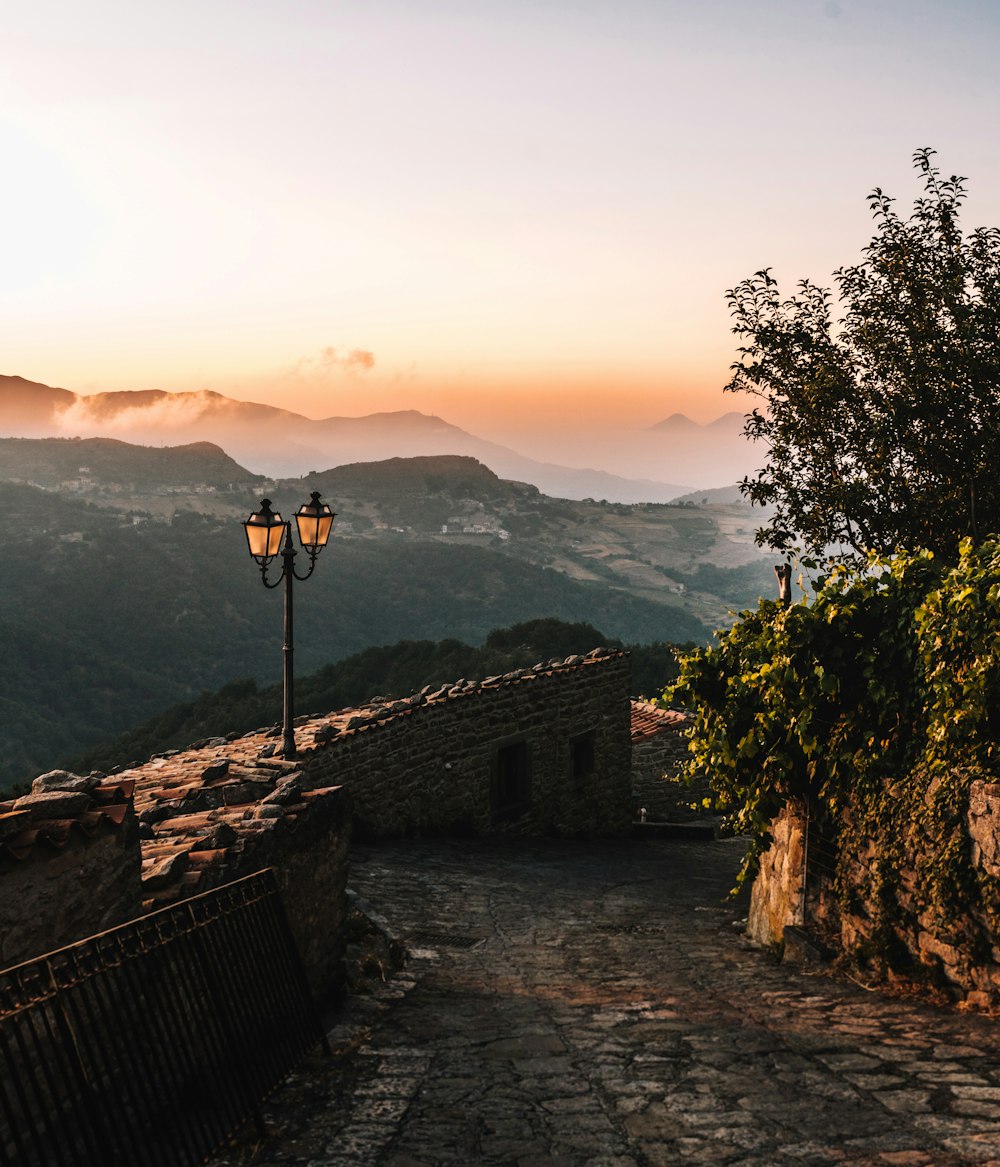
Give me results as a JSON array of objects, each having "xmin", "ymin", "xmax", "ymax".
[{"xmin": 214, "ymin": 837, "xmax": 1000, "ymax": 1166}]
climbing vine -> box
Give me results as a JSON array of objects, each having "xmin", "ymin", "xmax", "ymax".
[{"xmin": 669, "ymin": 540, "xmax": 1000, "ymax": 968}]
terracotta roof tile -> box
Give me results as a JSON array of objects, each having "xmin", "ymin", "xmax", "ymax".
[
  {"xmin": 630, "ymin": 700, "xmax": 690, "ymax": 741},
  {"xmin": 0, "ymin": 781, "xmax": 136, "ymax": 866},
  {"xmin": 106, "ymin": 652, "xmax": 626, "ymax": 905}
]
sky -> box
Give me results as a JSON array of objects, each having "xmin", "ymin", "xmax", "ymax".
[{"xmin": 3, "ymin": 0, "xmax": 1000, "ymax": 461}]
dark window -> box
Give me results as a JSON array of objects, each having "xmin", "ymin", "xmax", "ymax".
[
  {"xmin": 571, "ymin": 732, "xmax": 596, "ymax": 778},
  {"xmin": 495, "ymin": 741, "xmax": 530, "ymax": 819}
]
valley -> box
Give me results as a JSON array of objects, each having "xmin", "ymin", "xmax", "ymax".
[{"xmin": 0, "ymin": 387, "xmax": 778, "ymax": 792}]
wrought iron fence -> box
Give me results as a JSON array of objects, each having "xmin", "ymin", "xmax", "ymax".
[{"xmin": 0, "ymin": 868, "xmax": 327, "ymax": 1167}]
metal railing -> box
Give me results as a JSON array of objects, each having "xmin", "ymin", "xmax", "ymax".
[{"xmin": 0, "ymin": 868, "xmax": 327, "ymax": 1167}]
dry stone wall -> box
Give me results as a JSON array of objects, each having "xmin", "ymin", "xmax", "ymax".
[
  {"xmin": 746, "ymin": 800, "xmax": 806, "ymax": 949},
  {"xmin": 3, "ymin": 650, "xmax": 632, "ymax": 993},
  {"xmin": 750, "ymin": 780, "xmax": 1000, "ymax": 1008},
  {"xmin": 296, "ymin": 649, "xmax": 633, "ymax": 839},
  {"xmin": 0, "ymin": 776, "xmax": 141, "ymax": 969}
]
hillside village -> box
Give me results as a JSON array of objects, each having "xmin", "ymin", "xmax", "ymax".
[{"xmin": 0, "ymin": 646, "xmax": 708, "ymax": 1164}]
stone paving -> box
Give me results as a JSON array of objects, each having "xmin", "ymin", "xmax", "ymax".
[{"xmin": 212, "ymin": 836, "xmax": 1000, "ymax": 1166}]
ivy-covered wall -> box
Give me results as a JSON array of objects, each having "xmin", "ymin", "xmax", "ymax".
[
  {"xmin": 673, "ymin": 539, "xmax": 1000, "ymax": 1007},
  {"xmin": 751, "ymin": 777, "xmax": 1000, "ymax": 1008}
]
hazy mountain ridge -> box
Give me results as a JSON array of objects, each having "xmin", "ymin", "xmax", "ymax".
[
  {"xmin": 0, "ymin": 435, "xmax": 264, "ymax": 490},
  {"xmin": 0, "ymin": 440, "xmax": 774, "ymax": 628},
  {"xmin": 0, "ymin": 374, "xmax": 760, "ymax": 499}
]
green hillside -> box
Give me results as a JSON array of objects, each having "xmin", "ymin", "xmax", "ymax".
[
  {"xmin": 65, "ymin": 618, "xmax": 690, "ymax": 776},
  {"xmin": 0, "ymin": 483, "xmax": 707, "ymax": 789}
]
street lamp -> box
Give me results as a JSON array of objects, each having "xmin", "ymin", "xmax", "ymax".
[{"xmin": 243, "ymin": 491, "xmax": 336, "ymax": 757}]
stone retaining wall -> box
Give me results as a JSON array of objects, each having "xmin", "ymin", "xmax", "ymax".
[
  {"xmin": 294, "ymin": 650, "xmax": 633, "ymax": 839},
  {"xmin": 4, "ymin": 650, "xmax": 632, "ymax": 989},
  {"xmin": 749, "ymin": 780, "xmax": 1000, "ymax": 1007}
]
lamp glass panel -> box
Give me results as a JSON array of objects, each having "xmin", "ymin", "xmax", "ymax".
[
  {"xmin": 296, "ymin": 506, "xmax": 334, "ymax": 549},
  {"xmin": 246, "ymin": 512, "xmax": 284, "ymax": 558}
]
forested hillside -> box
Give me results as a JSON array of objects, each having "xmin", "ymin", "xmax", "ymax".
[
  {"xmin": 66, "ymin": 618, "xmax": 690, "ymax": 776},
  {"xmin": 0, "ymin": 484, "xmax": 707, "ymax": 789}
]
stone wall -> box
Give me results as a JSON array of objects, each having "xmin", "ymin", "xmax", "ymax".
[
  {"xmin": 749, "ymin": 780, "xmax": 1000, "ymax": 1008},
  {"xmin": 746, "ymin": 800, "xmax": 806, "ymax": 948},
  {"xmin": 0, "ymin": 776, "xmax": 142, "ymax": 969},
  {"xmin": 629, "ymin": 703, "xmax": 712, "ymax": 822},
  {"xmin": 0, "ymin": 765, "xmax": 350, "ymax": 1002},
  {"xmin": 3, "ymin": 650, "xmax": 631, "ymax": 991},
  {"xmin": 294, "ymin": 650, "xmax": 633, "ymax": 839},
  {"xmin": 228, "ymin": 787, "xmax": 351, "ymax": 1000}
]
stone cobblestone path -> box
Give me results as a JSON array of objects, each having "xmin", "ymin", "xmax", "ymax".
[{"xmin": 212, "ymin": 837, "xmax": 1000, "ymax": 1166}]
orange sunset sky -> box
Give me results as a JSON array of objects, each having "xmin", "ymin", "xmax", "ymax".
[{"xmin": 4, "ymin": 0, "xmax": 1000, "ymax": 465}]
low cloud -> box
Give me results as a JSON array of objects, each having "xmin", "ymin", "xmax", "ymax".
[
  {"xmin": 290, "ymin": 346, "xmax": 376, "ymax": 379},
  {"xmin": 54, "ymin": 391, "xmax": 216, "ymax": 438}
]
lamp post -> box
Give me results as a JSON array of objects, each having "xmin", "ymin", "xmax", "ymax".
[{"xmin": 243, "ymin": 491, "xmax": 335, "ymax": 758}]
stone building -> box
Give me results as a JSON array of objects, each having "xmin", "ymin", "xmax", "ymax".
[
  {"xmin": 629, "ymin": 701, "xmax": 707, "ymax": 822},
  {"xmin": 0, "ymin": 648, "xmax": 633, "ymax": 999}
]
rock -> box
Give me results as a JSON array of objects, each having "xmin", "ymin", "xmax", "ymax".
[
  {"xmin": 314, "ymin": 725, "xmax": 339, "ymax": 743},
  {"xmin": 205, "ymin": 822, "xmax": 238, "ymax": 848},
  {"xmin": 255, "ymin": 803, "xmax": 286, "ymax": 819},
  {"xmin": 142, "ymin": 851, "xmax": 190, "ymax": 891},
  {"xmin": 258, "ymin": 744, "xmax": 278, "ymax": 759},
  {"xmin": 31, "ymin": 770, "xmax": 98, "ymax": 795},
  {"xmin": 201, "ymin": 759, "xmax": 232, "ymax": 782},
  {"xmin": 263, "ymin": 783, "xmax": 301, "ymax": 805},
  {"xmin": 220, "ymin": 781, "xmax": 273, "ymax": 806},
  {"xmin": 138, "ymin": 805, "xmax": 174, "ymax": 825},
  {"xmin": 14, "ymin": 790, "xmax": 92, "ymax": 818}
]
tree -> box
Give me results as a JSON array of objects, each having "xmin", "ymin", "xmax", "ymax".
[{"xmin": 728, "ymin": 148, "xmax": 1000, "ymax": 567}]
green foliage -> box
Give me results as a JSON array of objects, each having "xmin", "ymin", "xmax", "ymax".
[
  {"xmin": 728, "ymin": 148, "xmax": 1000, "ymax": 566},
  {"xmin": 671, "ymin": 542, "xmax": 1000, "ymax": 959},
  {"xmin": 672, "ymin": 554, "xmax": 935, "ymax": 872}
]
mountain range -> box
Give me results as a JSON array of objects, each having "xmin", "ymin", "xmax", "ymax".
[
  {"xmin": 0, "ymin": 375, "xmax": 760, "ymax": 501},
  {"xmin": 0, "ymin": 427, "xmax": 779, "ymax": 788}
]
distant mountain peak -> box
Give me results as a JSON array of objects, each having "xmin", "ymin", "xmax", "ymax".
[{"xmin": 648, "ymin": 413, "xmax": 698, "ymax": 432}]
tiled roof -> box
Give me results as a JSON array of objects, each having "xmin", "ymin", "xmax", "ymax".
[
  {"xmin": 0, "ymin": 648, "xmax": 625, "ymax": 907},
  {"xmin": 126, "ymin": 744, "xmax": 343, "ymax": 908},
  {"xmin": 630, "ymin": 700, "xmax": 689, "ymax": 741},
  {"xmin": 118, "ymin": 647, "xmax": 628, "ymax": 907},
  {"xmin": 0, "ymin": 779, "xmax": 136, "ymax": 865}
]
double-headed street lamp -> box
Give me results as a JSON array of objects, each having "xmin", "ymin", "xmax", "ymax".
[{"xmin": 243, "ymin": 491, "xmax": 335, "ymax": 758}]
